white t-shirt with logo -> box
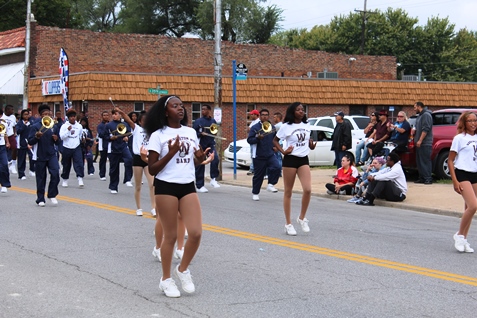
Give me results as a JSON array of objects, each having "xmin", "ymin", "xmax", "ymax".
[
  {"xmin": 1, "ymin": 114, "xmax": 17, "ymax": 136},
  {"xmin": 132, "ymin": 125, "xmax": 149, "ymax": 155},
  {"xmin": 148, "ymin": 125, "xmax": 199, "ymax": 184},
  {"xmin": 276, "ymin": 122, "xmax": 311, "ymax": 157},
  {"xmin": 450, "ymin": 132, "xmax": 477, "ymax": 173}
]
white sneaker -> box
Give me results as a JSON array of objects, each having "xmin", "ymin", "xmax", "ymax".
[
  {"xmin": 78, "ymin": 177, "xmax": 84, "ymax": 188},
  {"xmin": 150, "ymin": 208, "xmax": 156, "ymax": 217},
  {"xmin": 29, "ymin": 171, "xmax": 36, "ymax": 177},
  {"xmin": 100, "ymin": 177, "xmax": 106, "ymax": 181},
  {"xmin": 174, "ymin": 265, "xmax": 195, "ymax": 293},
  {"xmin": 174, "ymin": 248, "xmax": 184, "ymax": 260},
  {"xmin": 136, "ymin": 209, "xmax": 143, "ymax": 216},
  {"xmin": 110, "ymin": 190, "xmax": 118, "ymax": 194},
  {"xmin": 21, "ymin": 176, "xmax": 27, "ymax": 180},
  {"xmin": 49, "ymin": 198, "xmax": 58, "ymax": 206},
  {"xmin": 454, "ymin": 232, "xmax": 466, "ymax": 252},
  {"xmin": 464, "ymin": 240, "xmax": 474, "ymax": 253},
  {"xmin": 297, "ymin": 217, "xmax": 310, "ymax": 232},
  {"xmin": 88, "ymin": 173, "xmax": 94, "ymax": 176},
  {"xmin": 38, "ymin": 202, "xmax": 45, "ymax": 207},
  {"xmin": 125, "ymin": 181, "xmax": 133, "ymax": 187},
  {"xmin": 10, "ymin": 165, "xmax": 17, "ymax": 174},
  {"xmin": 152, "ymin": 246, "xmax": 161, "ymax": 262},
  {"xmin": 61, "ymin": 179, "xmax": 68, "ymax": 188},
  {"xmin": 196, "ymin": 186, "xmax": 208, "ymax": 193},
  {"xmin": 159, "ymin": 278, "xmax": 180, "ymax": 298},
  {"xmin": 252, "ymin": 194, "xmax": 260, "ymax": 201},
  {"xmin": 1, "ymin": 187, "xmax": 7, "ymax": 193},
  {"xmin": 284, "ymin": 224, "xmax": 297, "ymax": 236},
  {"xmin": 267, "ymin": 184, "xmax": 278, "ymax": 193},
  {"xmin": 210, "ymin": 178, "xmax": 221, "ymax": 188}
]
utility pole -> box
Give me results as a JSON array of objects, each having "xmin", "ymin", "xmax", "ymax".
[
  {"xmin": 214, "ymin": 0, "xmax": 224, "ymax": 180},
  {"xmin": 355, "ymin": 0, "xmax": 369, "ymax": 55},
  {"xmin": 23, "ymin": 0, "xmax": 34, "ymax": 109}
]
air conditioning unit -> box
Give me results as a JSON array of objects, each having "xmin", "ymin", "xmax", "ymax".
[
  {"xmin": 402, "ymin": 75, "xmax": 419, "ymax": 81},
  {"xmin": 317, "ymin": 72, "xmax": 338, "ymax": 79}
]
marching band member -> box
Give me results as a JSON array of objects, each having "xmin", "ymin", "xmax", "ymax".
[
  {"xmin": 59, "ymin": 109, "xmax": 84, "ymax": 188},
  {"xmin": 16, "ymin": 109, "xmax": 36, "ymax": 180}
]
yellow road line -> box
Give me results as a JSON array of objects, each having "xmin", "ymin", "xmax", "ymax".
[{"xmin": 11, "ymin": 186, "xmax": 477, "ymax": 287}]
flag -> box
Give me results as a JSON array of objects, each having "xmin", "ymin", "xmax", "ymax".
[{"xmin": 59, "ymin": 47, "xmax": 69, "ymax": 117}]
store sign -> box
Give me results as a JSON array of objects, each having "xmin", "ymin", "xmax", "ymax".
[{"xmin": 41, "ymin": 79, "xmax": 62, "ymax": 96}]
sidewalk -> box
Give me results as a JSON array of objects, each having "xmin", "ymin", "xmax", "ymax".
[{"xmin": 217, "ymin": 166, "xmax": 464, "ymax": 218}]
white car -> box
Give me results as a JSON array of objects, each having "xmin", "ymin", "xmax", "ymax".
[
  {"xmin": 308, "ymin": 115, "xmax": 370, "ymax": 140},
  {"xmin": 223, "ymin": 125, "xmax": 357, "ymax": 167}
]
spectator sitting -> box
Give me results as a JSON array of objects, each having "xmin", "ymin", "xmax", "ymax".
[
  {"xmin": 347, "ymin": 156, "xmax": 386, "ymax": 203},
  {"xmin": 325, "ymin": 152, "xmax": 359, "ymax": 195},
  {"xmin": 356, "ymin": 152, "xmax": 407, "ymax": 206}
]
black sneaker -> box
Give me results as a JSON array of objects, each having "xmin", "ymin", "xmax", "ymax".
[
  {"xmin": 424, "ymin": 180, "xmax": 433, "ymax": 185},
  {"xmin": 414, "ymin": 179, "xmax": 424, "ymax": 184},
  {"xmin": 356, "ymin": 199, "xmax": 374, "ymax": 206}
]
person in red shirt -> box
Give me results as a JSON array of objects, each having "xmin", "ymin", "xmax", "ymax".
[{"xmin": 325, "ymin": 152, "xmax": 359, "ymax": 195}]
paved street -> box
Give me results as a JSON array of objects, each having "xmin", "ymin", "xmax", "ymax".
[{"xmin": 1, "ymin": 164, "xmax": 477, "ymax": 317}]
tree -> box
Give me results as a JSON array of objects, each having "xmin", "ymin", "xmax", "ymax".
[
  {"xmin": 116, "ymin": 0, "xmax": 201, "ymax": 37},
  {"xmin": 196, "ymin": 0, "xmax": 283, "ymax": 43},
  {"xmin": 71, "ymin": 0, "xmax": 121, "ymax": 31}
]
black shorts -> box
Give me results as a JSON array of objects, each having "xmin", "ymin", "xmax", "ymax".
[
  {"xmin": 455, "ymin": 168, "xmax": 477, "ymax": 184},
  {"xmin": 282, "ymin": 155, "xmax": 309, "ymax": 169},
  {"xmin": 133, "ymin": 154, "xmax": 147, "ymax": 168},
  {"xmin": 154, "ymin": 179, "xmax": 196, "ymax": 199}
]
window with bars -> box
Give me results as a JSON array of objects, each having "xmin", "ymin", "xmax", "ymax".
[
  {"xmin": 192, "ymin": 103, "xmax": 202, "ymax": 124},
  {"xmin": 134, "ymin": 102, "xmax": 144, "ymax": 112}
]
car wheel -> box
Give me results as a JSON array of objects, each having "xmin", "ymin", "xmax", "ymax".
[{"xmin": 435, "ymin": 150, "xmax": 450, "ymax": 180}]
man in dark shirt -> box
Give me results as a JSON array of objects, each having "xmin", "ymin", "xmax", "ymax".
[
  {"xmin": 193, "ymin": 104, "xmax": 220, "ymax": 193},
  {"xmin": 27, "ymin": 104, "xmax": 61, "ymax": 206},
  {"xmin": 97, "ymin": 111, "xmax": 110, "ymax": 181},
  {"xmin": 413, "ymin": 101, "xmax": 433, "ymax": 184},
  {"xmin": 367, "ymin": 109, "xmax": 391, "ymax": 157},
  {"xmin": 330, "ymin": 111, "xmax": 352, "ymax": 168}
]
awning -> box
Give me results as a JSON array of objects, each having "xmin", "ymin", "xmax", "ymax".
[{"xmin": 0, "ymin": 62, "xmax": 24, "ymax": 95}]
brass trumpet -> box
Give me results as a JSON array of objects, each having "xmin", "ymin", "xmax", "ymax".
[
  {"xmin": 39, "ymin": 116, "xmax": 55, "ymax": 133},
  {"xmin": 0, "ymin": 123, "xmax": 5, "ymax": 135},
  {"xmin": 258, "ymin": 121, "xmax": 276, "ymax": 136},
  {"xmin": 111, "ymin": 123, "xmax": 132, "ymax": 137},
  {"xmin": 201, "ymin": 123, "xmax": 226, "ymax": 140}
]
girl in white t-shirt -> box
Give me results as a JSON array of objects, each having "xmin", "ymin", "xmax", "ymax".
[
  {"xmin": 273, "ymin": 102, "xmax": 316, "ymax": 236},
  {"xmin": 448, "ymin": 111, "xmax": 477, "ymax": 253},
  {"xmin": 144, "ymin": 95, "xmax": 209, "ymax": 298}
]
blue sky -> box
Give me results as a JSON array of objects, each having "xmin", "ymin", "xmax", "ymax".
[{"xmin": 266, "ymin": 0, "xmax": 477, "ymax": 32}]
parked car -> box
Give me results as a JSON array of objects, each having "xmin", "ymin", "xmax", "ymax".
[
  {"xmin": 399, "ymin": 109, "xmax": 476, "ymax": 179},
  {"xmin": 308, "ymin": 115, "xmax": 370, "ymax": 140},
  {"xmin": 223, "ymin": 125, "xmax": 358, "ymax": 167}
]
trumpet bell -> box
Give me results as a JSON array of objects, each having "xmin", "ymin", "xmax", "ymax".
[
  {"xmin": 209, "ymin": 123, "xmax": 218, "ymax": 135},
  {"xmin": 261, "ymin": 121, "xmax": 272, "ymax": 133},
  {"xmin": 39, "ymin": 116, "xmax": 55, "ymax": 133},
  {"xmin": 116, "ymin": 123, "xmax": 127, "ymax": 135},
  {"xmin": 0, "ymin": 123, "xmax": 5, "ymax": 135}
]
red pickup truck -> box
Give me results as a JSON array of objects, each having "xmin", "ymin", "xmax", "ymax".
[{"xmin": 399, "ymin": 109, "xmax": 475, "ymax": 179}]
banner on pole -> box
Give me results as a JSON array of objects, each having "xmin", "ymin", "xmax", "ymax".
[{"xmin": 59, "ymin": 47, "xmax": 69, "ymax": 116}]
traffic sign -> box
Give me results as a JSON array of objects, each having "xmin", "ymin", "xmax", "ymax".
[
  {"xmin": 148, "ymin": 88, "xmax": 169, "ymax": 94},
  {"xmin": 236, "ymin": 63, "xmax": 248, "ymax": 80}
]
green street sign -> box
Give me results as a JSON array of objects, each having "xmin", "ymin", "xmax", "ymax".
[{"xmin": 148, "ymin": 88, "xmax": 168, "ymax": 94}]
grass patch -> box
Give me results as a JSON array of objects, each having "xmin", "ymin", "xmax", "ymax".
[
  {"xmin": 312, "ymin": 166, "xmax": 336, "ymax": 170},
  {"xmin": 435, "ymin": 179, "xmax": 452, "ymax": 184}
]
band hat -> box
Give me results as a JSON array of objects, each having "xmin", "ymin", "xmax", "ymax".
[
  {"xmin": 249, "ymin": 110, "xmax": 260, "ymax": 116},
  {"xmin": 38, "ymin": 104, "xmax": 50, "ymax": 114},
  {"xmin": 334, "ymin": 111, "xmax": 345, "ymax": 117},
  {"xmin": 378, "ymin": 110, "xmax": 388, "ymax": 116}
]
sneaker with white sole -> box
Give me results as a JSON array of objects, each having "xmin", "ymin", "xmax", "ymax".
[
  {"xmin": 174, "ymin": 248, "xmax": 184, "ymax": 260},
  {"xmin": 267, "ymin": 184, "xmax": 278, "ymax": 193},
  {"xmin": 136, "ymin": 209, "xmax": 143, "ymax": 216},
  {"xmin": 20, "ymin": 176, "xmax": 27, "ymax": 180},
  {"xmin": 210, "ymin": 179, "xmax": 221, "ymax": 188},
  {"xmin": 111, "ymin": 190, "xmax": 118, "ymax": 194},
  {"xmin": 326, "ymin": 190, "xmax": 334, "ymax": 195},
  {"xmin": 49, "ymin": 198, "xmax": 58, "ymax": 206},
  {"xmin": 174, "ymin": 265, "xmax": 195, "ymax": 293},
  {"xmin": 297, "ymin": 217, "xmax": 310, "ymax": 232},
  {"xmin": 284, "ymin": 224, "xmax": 297, "ymax": 236},
  {"xmin": 62, "ymin": 179, "xmax": 68, "ymax": 188},
  {"xmin": 78, "ymin": 177, "xmax": 84, "ymax": 188},
  {"xmin": 152, "ymin": 246, "xmax": 161, "ymax": 262},
  {"xmin": 100, "ymin": 177, "xmax": 106, "ymax": 181},
  {"xmin": 125, "ymin": 181, "xmax": 133, "ymax": 187},
  {"xmin": 464, "ymin": 240, "xmax": 474, "ymax": 253},
  {"xmin": 159, "ymin": 278, "xmax": 180, "ymax": 298},
  {"xmin": 10, "ymin": 166, "xmax": 17, "ymax": 174},
  {"xmin": 347, "ymin": 196, "xmax": 361, "ymax": 203},
  {"xmin": 150, "ymin": 208, "xmax": 156, "ymax": 217},
  {"xmin": 29, "ymin": 171, "xmax": 36, "ymax": 177},
  {"xmin": 1, "ymin": 187, "xmax": 7, "ymax": 193},
  {"xmin": 196, "ymin": 186, "xmax": 208, "ymax": 193},
  {"xmin": 38, "ymin": 201, "xmax": 45, "ymax": 207},
  {"xmin": 454, "ymin": 232, "xmax": 466, "ymax": 252},
  {"xmin": 252, "ymin": 194, "xmax": 259, "ymax": 201}
]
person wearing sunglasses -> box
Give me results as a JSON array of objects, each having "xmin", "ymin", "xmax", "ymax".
[{"xmin": 388, "ymin": 111, "xmax": 411, "ymax": 155}]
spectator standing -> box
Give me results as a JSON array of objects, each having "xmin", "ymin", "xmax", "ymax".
[
  {"xmin": 325, "ymin": 152, "xmax": 359, "ymax": 195},
  {"xmin": 413, "ymin": 101, "xmax": 433, "ymax": 184},
  {"xmin": 330, "ymin": 111, "xmax": 352, "ymax": 169},
  {"xmin": 389, "ymin": 111, "xmax": 411, "ymax": 155},
  {"xmin": 96, "ymin": 111, "xmax": 110, "ymax": 181},
  {"xmin": 193, "ymin": 104, "xmax": 221, "ymax": 193},
  {"xmin": 356, "ymin": 152, "xmax": 407, "ymax": 206},
  {"xmin": 448, "ymin": 111, "xmax": 477, "ymax": 253},
  {"xmin": 247, "ymin": 110, "xmax": 260, "ymax": 175},
  {"xmin": 247, "ymin": 109, "xmax": 281, "ymax": 201},
  {"xmin": 367, "ymin": 110, "xmax": 391, "ymax": 157},
  {"xmin": 356, "ymin": 113, "xmax": 377, "ymax": 165}
]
